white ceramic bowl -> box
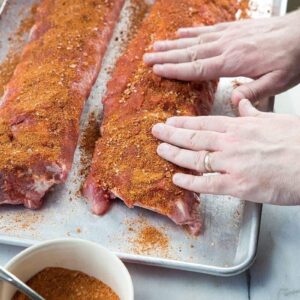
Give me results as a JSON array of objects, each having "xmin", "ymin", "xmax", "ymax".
[{"xmin": 0, "ymin": 238, "xmax": 134, "ymax": 300}]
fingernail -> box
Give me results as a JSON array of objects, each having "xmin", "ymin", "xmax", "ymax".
[
  {"xmin": 157, "ymin": 143, "xmax": 168, "ymax": 155},
  {"xmin": 166, "ymin": 117, "xmax": 176, "ymax": 126},
  {"xmin": 173, "ymin": 173, "xmax": 183, "ymax": 185},
  {"xmin": 143, "ymin": 53, "xmax": 153, "ymax": 63},
  {"xmin": 153, "ymin": 64, "xmax": 163, "ymax": 74},
  {"xmin": 176, "ymin": 29, "xmax": 187, "ymax": 37},
  {"xmin": 241, "ymin": 98, "xmax": 250, "ymax": 103},
  {"xmin": 240, "ymin": 98, "xmax": 250, "ymax": 107},
  {"xmin": 232, "ymin": 89, "xmax": 245, "ymax": 106},
  {"xmin": 153, "ymin": 42, "xmax": 162, "ymax": 51},
  {"xmin": 152, "ymin": 123, "xmax": 165, "ymax": 135}
]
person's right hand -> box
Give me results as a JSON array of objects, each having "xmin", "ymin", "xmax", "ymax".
[
  {"xmin": 152, "ymin": 99, "xmax": 300, "ymax": 206},
  {"xmin": 144, "ymin": 10, "xmax": 300, "ymax": 105}
]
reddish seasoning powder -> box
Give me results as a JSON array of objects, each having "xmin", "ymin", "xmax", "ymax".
[
  {"xmin": 133, "ymin": 224, "xmax": 169, "ymax": 255},
  {"xmin": 12, "ymin": 267, "xmax": 119, "ymax": 300}
]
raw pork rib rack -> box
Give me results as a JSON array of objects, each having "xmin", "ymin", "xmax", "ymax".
[
  {"xmin": 84, "ymin": 0, "xmax": 237, "ymax": 235},
  {"xmin": 0, "ymin": 0, "xmax": 124, "ymax": 208}
]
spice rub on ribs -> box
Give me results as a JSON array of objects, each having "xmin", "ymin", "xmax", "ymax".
[
  {"xmin": 84, "ymin": 0, "xmax": 238, "ymax": 235},
  {"xmin": 0, "ymin": 0, "xmax": 124, "ymax": 209}
]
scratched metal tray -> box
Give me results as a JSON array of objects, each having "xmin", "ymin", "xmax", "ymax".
[{"xmin": 0, "ymin": 0, "xmax": 287, "ymax": 276}]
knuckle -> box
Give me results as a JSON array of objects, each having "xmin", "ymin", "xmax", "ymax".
[
  {"xmin": 218, "ymin": 32, "xmax": 229, "ymax": 43},
  {"xmin": 195, "ymin": 151, "xmax": 205, "ymax": 172},
  {"xmin": 187, "ymin": 47, "xmax": 199, "ymax": 61},
  {"xmin": 273, "ymin": 71, "xmax": 289, "ymax": 89},
  {"xmin": 156, "ymin": 53, "xmax": 164, "ymax": 61},
  {"xmin": 186, "ymin": 175, "xmax": 198, "ymax": 189},
  {"xmin": 235, "ymin": 175, "xmax": 250, "ymax": 199},
  {"xmin": 196, "ymin": 36, "xmax": 203, "ymax": 44},
  {"xmin": 214, "ymin": 55, "xmax": 225, "ymax": 70},
  {"xmin": 222, "ymin": 41, "xmax": 236, "ymax": 53},
  {"xmin": 194, "ymin": 117, "xmax": 206, "ymax": 129},
  {"xmin": 203, "ymin": 175, "xmax": 215, "ymax": 190},
  {"xmin": 193, "ymin": 60, "xmax": 204, "ymax": 77},
  {"xmin": 163, "ymin": 127, "xmax": 173, "ymax": 140},
  {"xmin": 181, "ymin": 118, "xmax": 190, "ymax": 127},
  {"xmin": 223, "ymin": 132, "xmax": 239, "ymax": 144},
  {"xmin": 207, "ymin": 133, "xmax": 218, "ymax": 149},
  {"xmin": 215, "ymin": 135, "xmax": 226, "ymax": 150},
  {"xmin": 188, "ymin": 132, "xmax": 199, "ymax": 148},
  {"xmin": 168, "ymin": 130, "xmax": 177, "ymax": 142},
  {"xmin": 220, "ymin": 28, "xmax": 235, "ymax": 39},
  {"xmin": 174, "ymin": 41, "xmax": 182, "ymax": 49},
  {"xmin": 242, "ymin": 40, "xmax": 258, "ymax": 53},
  {"xmin": 245, "ymin": 86, "xmax": 259, "ymax": 102},
  {"xmin": 219, "ymin": 52, "xmax": 226, "ymax": 63},
  {"xmin": 171, "ymin": 148, "xmax": 181, "ymax": 162}
]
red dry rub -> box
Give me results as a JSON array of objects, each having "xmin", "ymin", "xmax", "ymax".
[
  {"xmin": 84, "ymin": 0, "xmax": 239, "ymax": 235},
  {"xmin": 0, "ymin": 0, "xmax": 125, "ymax": 208}
]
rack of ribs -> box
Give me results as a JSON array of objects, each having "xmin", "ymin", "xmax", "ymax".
[
  {"xmin": 0, "ymin": 0, "xmax": 124, "ymax": 209},
  {"xmin": 84, "ymin": 0, "xmax": 238, "ymax": 235}
]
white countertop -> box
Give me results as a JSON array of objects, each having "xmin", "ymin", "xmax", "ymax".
[{"xmin": 1, "ymin": 86, "xmax": 300, "ymax": 300}]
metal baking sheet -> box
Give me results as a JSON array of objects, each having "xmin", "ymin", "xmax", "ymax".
[{"xmin": 0, "ymin": 0, "xmax": 286, "ymax": 276}]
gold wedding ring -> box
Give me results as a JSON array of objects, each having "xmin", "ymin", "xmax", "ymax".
[{"xmin": 203, "ymin": 151, "xmax": 214, "ymax": 173}]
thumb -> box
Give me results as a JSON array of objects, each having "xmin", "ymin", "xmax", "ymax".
[
  {"xmin": 231, "ymin": 72, "xmax": 281, "ymax": 106},
  {"xmin": 238, "ymin": 98, "xmax": 262, "ymax": 117}
]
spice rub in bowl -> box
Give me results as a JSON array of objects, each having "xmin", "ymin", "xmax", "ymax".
[{"xmin": 12, "ymin": 267, "xmax": 119, "ymax": 300}]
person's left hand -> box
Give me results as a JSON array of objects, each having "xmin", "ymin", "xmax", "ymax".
[
  {"xmin": 152, "ymin": 99, "xmax": 300, "ymax": 205},
  {"xmin": 143, "ymin": 11, "xmax": 300, "ymax": 105}
]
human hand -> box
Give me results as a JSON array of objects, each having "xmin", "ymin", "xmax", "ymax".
[
  {"xmin": 152, "ymin": 99, "xmax": 300, "ymax": 205},
  {"xmin": 144, "ymin": 10, "xmax": 300, "ymax": 105}
]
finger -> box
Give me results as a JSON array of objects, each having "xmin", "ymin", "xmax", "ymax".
[
  {"xmin": 177, "ymin": 23, "xmax": 230, "ymax": 37},
  {"xmin": 152, "ymin": 123, "xmax": 222, "ymax": 151},
  {"xmin": 238, "ymin": 98, "xmax": 274, "ymax": 119},
  {"xmin": 173, "ymin": 173, "xmax": 232, "ymax": 195},
  {"xmin": 166, "ymin": 116, "xmax": 235, "ymax": 132},
  {"xmin": 152, "ymin": 34, "xmax": 221, "ymax": 52},
  {"xmin": 238, "ymin": 99, "xmax": 261, "ymax": 117},
  {"xmin": 144, "ymin": 43, "xmax": 220, "ymax": 65},
  {"xmin": 153, "ymin": 56, "xmax": 224, "ymax": 81},
  {"xmin": 231, "ymin": 71, "xmax": 285, "ymax": 105},
  {"xmin": 157, "ymin": 143, "xmax": 224, "ymax": 173},
  {"xmin": 152, "ymin": 38, "xmax": 200, "ymax": 52}
]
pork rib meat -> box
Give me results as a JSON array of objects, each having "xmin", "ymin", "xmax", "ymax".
[
  {"xmin": 84, "ymin": 0, "xmax": 238, "ymax": 235},
  {"xmin": 0, "ymin": 0, "xmax": 124, "ymax": 208}
]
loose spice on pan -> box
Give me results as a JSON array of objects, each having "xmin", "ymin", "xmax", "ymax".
[
  {"xmin": 15, "ymin": 4, "xmax": 38, "ymax": 38},
  {"xmin": 125, "ymin": 217, "xmax": 169, "ymax": 255},
  {"xmin": 79, "ymin": 112, "xmax": 100, "ymax": 179},
  {"xmin": 12, "ymin": 267, "xmax": 119, "ymax": 300},
  {"xmin": 134, "ymin": 225, "xmax": 169, "ymax": 255},
  {"xmin": 127, "ymin": 0, "xmax": 150, "ymax": 42}
]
